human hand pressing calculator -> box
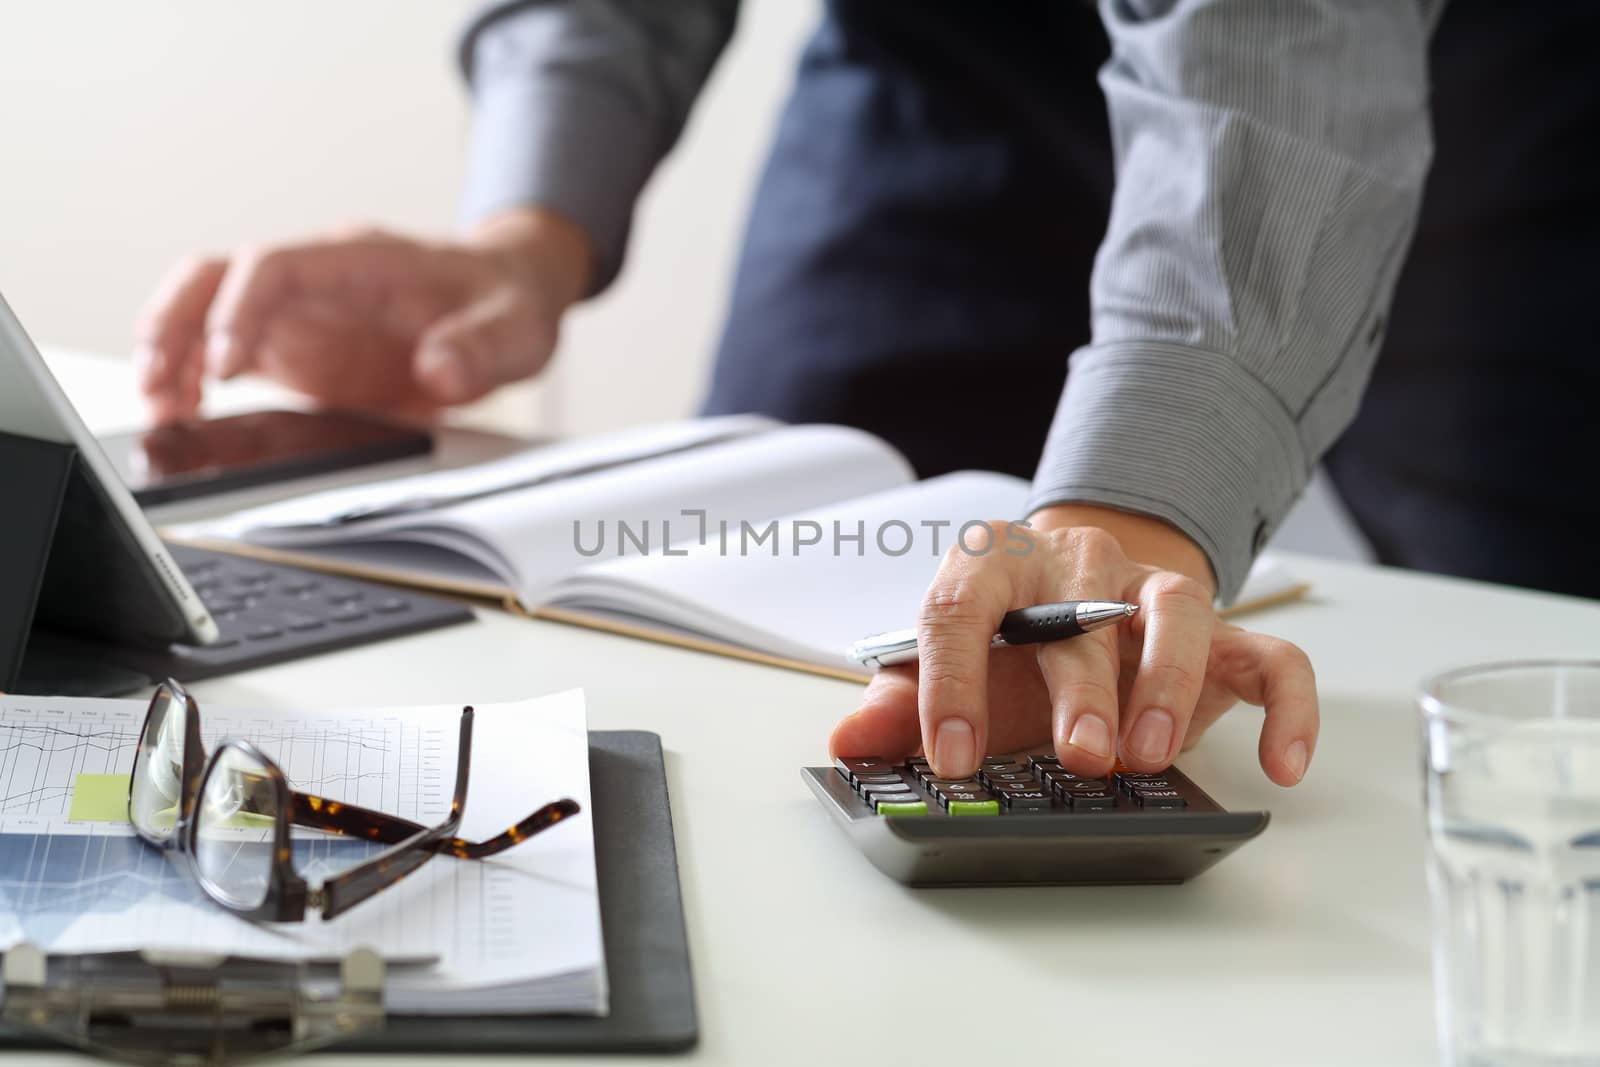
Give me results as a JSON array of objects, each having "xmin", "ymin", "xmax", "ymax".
[{"xmin": 803, "ymin": 753, "xmax": 1267, "ymax": 886}]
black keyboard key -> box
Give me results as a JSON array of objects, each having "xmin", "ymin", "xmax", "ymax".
[
  {"xmin": 934, "ymin": 788, "xmax": 993, "ymax": 805},
  {"xmin": 1116, "ymin": 771, "xmax": 1170, "ymax": 789},
  {"xmin": 982, "ymin": 758, "xmax": 1025, "ymax": 772},
  {"xmin": 279, "ymin": 578, "xmax": 320, "ymax": 595},
  {"xmin": 854, "ymin": 772, "xmax": 905, "ymax": 784},
  {"xmin": 927, "ymin": 779, "xmax": 983, "ymax": 792},
  {"xmin": 835, "ymin": 758, "xmax": 901, "ymax": 784},
  {"xmin": 375, "ymin": 597, "xmax": 411, "ymax": 615},
  {"xmin": 983, "ymin": 758, "xmax": 1028, "ymax": 769},
  {"xmin": 283, "ymin": 613, "xmax": 326, "ymax": 632},
  {"xmin": 1002, "ymin": 792, "xmax": 1054, "ymax": 813},
  {"xmin": 331, "ymin": 607, "xmax": 370, "ymax": 624},
  {"xmin": 1068, "ymin": 790, "xmax": 1117, "ymax": 810},
  {"xmin": 1045, "ymin": 772, "xmax": 1099, "ymax": 787},
  {"xmin": 1028, "ymin": 754, "xmax": 1062, "ymax": 771},
  {"xmin": 935, "ymin": 789, "xmax": 998, "ymax": 815},
  {"xmin": 244, "ymin": 625, "xmax": 283, "ymax": 642},
  {"xmin": 328, "ymin": 589, "xmax": 366, "ymax": 605},
  {"xmin": 1123, "ymin": 778, "xmax": 1174, "ymax": 793},
  {"xmin": 1052, "ymin": 777, "xmax": 1111, "ymax": 794},
  {"xmin": 1135, "ymin": 789, "xmax": 1187, "ymax": 809},
  {"xmin": 980, "ymin": 771, "xmax": 1034, "ymax": 787}
]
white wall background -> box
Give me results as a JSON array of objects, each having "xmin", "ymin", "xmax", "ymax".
[
  {"xmin": 0, "ymin": 0, "xmax": 1368, "ymax": 562},
  {"xmin": 0, "ymin": 0, "xmax": 818, "ymax": 436}
]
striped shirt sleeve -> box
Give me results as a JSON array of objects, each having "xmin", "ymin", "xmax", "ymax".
[
  {"xmin": 1028, "ymin": 0, "xmax": 1443, "ymax": 600},
  {"xmin": 457, "ymin": 0, "xmax": 738, "ymax": 292}
]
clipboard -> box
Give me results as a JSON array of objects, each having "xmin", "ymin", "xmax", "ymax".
[{"xmin": 0, "ymin": 729, "xmax": 698, "ymax": 1060}]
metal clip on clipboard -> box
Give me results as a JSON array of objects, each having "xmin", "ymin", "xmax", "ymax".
[{"xmin": 2, "ymin": 942, "xmax": 385, "ymax": 1066}]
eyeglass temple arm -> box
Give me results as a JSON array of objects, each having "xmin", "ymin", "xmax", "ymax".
[
  {"xmin": 288, "ymin": 792, "xmax": 583, "ymax": 859},
  {"xmin": 316, "ymin": 707, "xmax": 475, "ymax": 921},
  {"xmin": 282, "ymin": 704, "xmax": 581, "ymax": 857}
]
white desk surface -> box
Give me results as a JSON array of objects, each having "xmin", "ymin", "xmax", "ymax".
[{"xmin": 20, "ymin": 349, "xmax": 1600, "ymax": 1066}]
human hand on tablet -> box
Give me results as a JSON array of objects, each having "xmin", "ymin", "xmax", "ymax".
[
  {"xmin": 828, "ymin": 504, "xmax": 1319, "ymax": 785},
  {"xmin": 136, "ymin": 208, "xmax": 593, "ymax": 422}
]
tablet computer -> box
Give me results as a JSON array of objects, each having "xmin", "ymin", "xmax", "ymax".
[{"xmin": 0, "ymin": 290, "xmax": 218, "ymax": 649}]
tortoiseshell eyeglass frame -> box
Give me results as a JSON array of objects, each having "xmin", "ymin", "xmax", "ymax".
[{"xmin": 128, "ymin": 678, "xmax": 581, "ymax": 922}]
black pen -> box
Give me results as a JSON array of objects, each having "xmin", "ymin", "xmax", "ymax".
[{"xmin": 846, "ymin": 601, "xmax": 1138, "ymax": 670}]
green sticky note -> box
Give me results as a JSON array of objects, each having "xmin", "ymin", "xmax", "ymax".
[
  {"xmin": 946, "ymin": 800, "xmax": 1000, "ymax": 817},
  {"xmin": 876, "ymin": 801, "xmax": 928, "ymax": 817},
  {"xmin": 68, "ymin": 774, "xmax": 132, "ymax": 823}
]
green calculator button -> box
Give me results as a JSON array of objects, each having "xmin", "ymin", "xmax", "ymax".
[
  {"xmin": 946, "ymin": 800, "xmax": 1001, "ymax": 817},
  {"xmin": 875, "ymin": 800, "xmax": 929, "ymax": 816}
]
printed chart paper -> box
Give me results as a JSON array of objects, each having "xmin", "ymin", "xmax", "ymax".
[{"xmin": 0, "ymin": 689, "xmax": 606, "ymax": 1015}]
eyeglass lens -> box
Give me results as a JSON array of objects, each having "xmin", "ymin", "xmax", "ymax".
[
  {"xmin": 192, "ymin": 745, "xmax": 279, "ymax": 912},
  {"xmin": 130, "ymin": 687, "xmax": 187, "ymax": 841}
]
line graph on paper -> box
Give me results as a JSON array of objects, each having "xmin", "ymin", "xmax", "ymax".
[
  {"xmin": 0, "ymin": 696, "xmax": 506, "ymax": 963},
  {"xmin": 0, "ymin": 700, "xmax": 452, "ymax": 826}
]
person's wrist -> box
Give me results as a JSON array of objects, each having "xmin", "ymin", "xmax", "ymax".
[
  {"xmin": 1028, "ymin": 503, "xmax": 1217, "ymax": 595},
  {"xmin": 467, "ymin": 206, "xmax": 595, "ymax": 311}
]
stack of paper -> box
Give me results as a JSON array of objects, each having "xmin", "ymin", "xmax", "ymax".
[{"xmin": 0, "ymin": 689, "xmax": 606, "ymax": 1016}]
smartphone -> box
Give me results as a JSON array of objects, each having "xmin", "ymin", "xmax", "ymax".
[{"xmin": 100, "ymin": 409, "xmax": 434, "ymax": 506}]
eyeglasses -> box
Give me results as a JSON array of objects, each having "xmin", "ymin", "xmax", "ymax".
[{"xmin": 128, "ymin": 678, "xmax": 581, "ymax": 922}]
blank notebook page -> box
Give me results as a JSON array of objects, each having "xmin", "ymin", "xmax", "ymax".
[
  {"xmin": 545, "ymin": 471, "xmax": 1034, "ymax": 668},
  {"xmin": 546, "ymin": 471, "xmax": 1307, "ymax": 670}
]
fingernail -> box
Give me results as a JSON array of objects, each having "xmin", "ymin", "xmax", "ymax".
[
  {"xmin": 932, "ymin": 718, "xmax": 975, "ymax": 778},
  {"xmin": 1129, "ymin": 709, "xmax": 1175, "ymax": 765},
  {"xmin": 416, "ymin": 341, "xmax": 451, "ymax": 376},
  {"xmin": 205, "ymin": 331, "xmax": 235, "ymax": 377},
  {"xmin": 417, "ymin": 345, "xmax": 471, "ymax": 399},
  {"xmin": 1067, "ymin": 715, "xmax": 1113, "ymax": 760},
  {"xmin": 1284, "ymin": 739, "xmax": 1309, "ymax": 782}
]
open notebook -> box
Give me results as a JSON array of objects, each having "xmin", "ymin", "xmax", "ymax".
[{"xmin": 177, "ymin": 417, "xmax": 1309, "ymax": 681}]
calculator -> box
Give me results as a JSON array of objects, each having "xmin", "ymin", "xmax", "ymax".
[{"xmin": 803, "ymin": 754, "xmax": 1268, "ymax": 887}]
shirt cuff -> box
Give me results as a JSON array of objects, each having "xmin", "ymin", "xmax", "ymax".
[
  {"xmin": 459, "ymin": 26, "xmax": 659, "ymax": 292},
  {"xmin": 1027, "ymin": 341, "xmax": 1309, "ymax": 602}
]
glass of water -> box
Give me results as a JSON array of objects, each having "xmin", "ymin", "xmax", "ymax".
[{"xmin": 1421, "ymin": 661, "xmax": 1600, "ymax": 1066}]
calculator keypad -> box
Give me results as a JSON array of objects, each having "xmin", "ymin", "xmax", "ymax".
[{"xmin": 835, "ymin": 755, "xmax": 1200, "ymax": 816}]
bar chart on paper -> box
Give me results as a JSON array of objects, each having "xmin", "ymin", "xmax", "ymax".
[{"xmin": 0, "ymin": 691, "xmax": 608, "ymax": 1015}]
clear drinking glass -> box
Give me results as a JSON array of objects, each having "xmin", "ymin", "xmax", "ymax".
[{"xmin": 1420, "ymin": 661, "xmax": 1600, "ymax": 1066}]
